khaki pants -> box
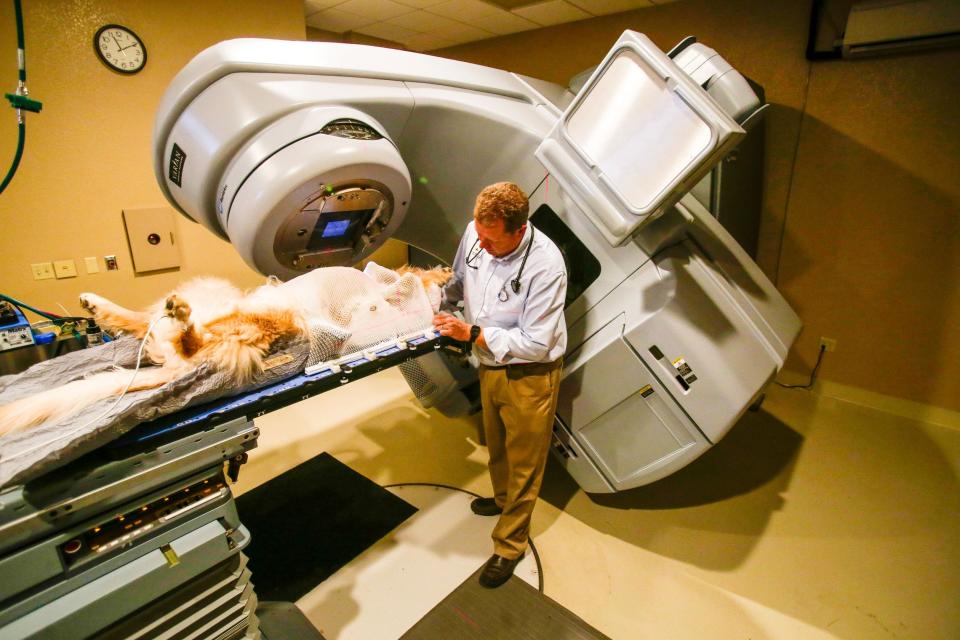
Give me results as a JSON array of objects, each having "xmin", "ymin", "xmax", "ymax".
[{"xmin": 478, "ymin": 359, "xmax": 562, "ymax": 559}]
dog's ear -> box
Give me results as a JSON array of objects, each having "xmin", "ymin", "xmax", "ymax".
[
  {"xmin": 383, "ymin": 273, "xmax": 419, "ymax": 306},
  {"xmin": 365, "ymin": 261, "xmax": 400, "ymax": 286}
]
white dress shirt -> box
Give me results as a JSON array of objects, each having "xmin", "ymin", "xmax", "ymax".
[{"xmin": 443, "ymin": 221, "xmax": 567, "ymax": 366}]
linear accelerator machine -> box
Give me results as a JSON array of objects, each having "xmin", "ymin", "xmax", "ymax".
[
  {"xmin": 155, "ymin": 32, "xmax": 799, "ymax": 491},
  {"xmin": 0, "ymin": 33, "xmax": 799, "ymax": 639}
]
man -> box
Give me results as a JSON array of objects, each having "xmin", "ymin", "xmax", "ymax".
[{"xmin": 433, "ymin": 182, "xmax": 567, "ymax": 589}]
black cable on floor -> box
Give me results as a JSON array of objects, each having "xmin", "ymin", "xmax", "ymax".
[
  {"xmin": 383, "ymin": 482, "xmax": 546, "ymax": 593},
  {"xmin": 776, "ymin": 344, "xmax": 826, "ymax": 389}
]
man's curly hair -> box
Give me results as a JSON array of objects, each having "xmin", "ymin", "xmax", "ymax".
[{"xmin": 473, "ymin": 182, "xmax": 529, "ymax": 233}]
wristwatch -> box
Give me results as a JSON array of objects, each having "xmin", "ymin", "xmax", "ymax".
[{"xmin": 469, "ymin": 325, "xmax": 481, "ymax": 344}]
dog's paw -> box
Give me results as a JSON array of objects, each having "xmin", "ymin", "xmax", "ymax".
[
  {"xmin": 79, "ymin": 293, "xmax": 101, "ymax": 314},
  {"xmin": 164, "ymin": 295, "xmax": 192, "ymax": 324}
]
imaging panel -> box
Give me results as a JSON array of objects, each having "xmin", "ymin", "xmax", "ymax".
[{"xmin": 537, "ymin": 31, "xmax": 748, "ymax": 246}]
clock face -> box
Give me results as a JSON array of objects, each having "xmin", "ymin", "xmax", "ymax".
[{"xmin": 94, "ymin": 24, "xmax": 146, "ymax": 74}]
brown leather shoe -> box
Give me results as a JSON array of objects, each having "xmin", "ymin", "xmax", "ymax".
[
  {"xmin": 478, "ymin": 553, "xmax": 523, "ymax": 588},
  {"xmin": 470, "ymin": 497, "xmax": 502, "ymax": 516}
]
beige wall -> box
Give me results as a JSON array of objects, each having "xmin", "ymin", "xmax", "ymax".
[
  {"xmin": 434, "ymin": 0, "xmax": 960, "ymax": 411},
  {"xmin": 0, "ymin": 0, "xmax": 305, "ymax": 316},
  {"xmin": 782, "ymin": 49, "xmax": 960, "ymax": 413}
]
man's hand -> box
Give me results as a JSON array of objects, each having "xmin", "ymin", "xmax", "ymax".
[{"xmin": 433, "ymin": 313, "xmax": 472, "ymax": 342}]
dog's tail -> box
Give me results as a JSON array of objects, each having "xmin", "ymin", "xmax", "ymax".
[{"xmin": 0, "ymin": 366, "xmax": 182, "ymax": 438}]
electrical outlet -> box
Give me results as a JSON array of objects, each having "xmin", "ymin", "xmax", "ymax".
[
  {"xmin": 31, "ymin": 262, "xmax": 55, "ymax": 280},
  {"xmin": 104, "ymin": 255, "xmax": 119, "ymax": 271},
  {"xmin": 819, "ymin": 337, "xmax": 837, "ymax": 352},
  {"xmin": 53, "ymin": 259, "xmax": 78, "ymax": 279}
]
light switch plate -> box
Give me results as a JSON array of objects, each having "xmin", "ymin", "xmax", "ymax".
[
  {"xmin": 31, "ymin": 262, "xmax": 55, "ymax": 280},
  {"xmin": 84, "ymin": 256, "xmax": 100, "ymax": 273},
  {"xmin": 53, "ymin": 259, "xmax": 78, "ymax": 278},
  {"xmin": 122, "ymin": 207, "xmax": 182, "ymax": 273}
]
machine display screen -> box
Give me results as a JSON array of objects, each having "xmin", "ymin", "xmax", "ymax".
[
  {"xmin": 307, "ymin": 208, "xmax": 376, "ymax": 252},
  {"xmin": 321, "ymin": 219, "xmax": 351, "ymax": 238}
]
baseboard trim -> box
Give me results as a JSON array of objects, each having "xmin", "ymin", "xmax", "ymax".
[{"xmin": 777, "ymin": 371, "xmax": 960, "ymax": 431}]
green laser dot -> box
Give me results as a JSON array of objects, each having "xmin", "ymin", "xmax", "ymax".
[{"xmin": 418, "ymin": 176, "xmax": 429, "ymax": 185}]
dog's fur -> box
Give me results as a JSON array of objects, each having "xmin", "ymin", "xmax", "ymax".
[{"xmin": 0, "ymin": 265, "xmax": 450, "ymax": 437}]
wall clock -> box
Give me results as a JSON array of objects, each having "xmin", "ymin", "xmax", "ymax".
[{"xmin": 94, "ymin": 24, "xmax": 147, "ymax": 74}]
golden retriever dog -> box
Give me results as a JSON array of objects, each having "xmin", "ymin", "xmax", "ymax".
[{"xmin": 0, "ymin": 264, "xmax": 450, "ymax": 437}]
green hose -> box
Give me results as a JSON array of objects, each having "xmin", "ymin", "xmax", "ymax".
[{"xmin": 1, "ymin": 0, "xmax": 41, "ymax": 195}]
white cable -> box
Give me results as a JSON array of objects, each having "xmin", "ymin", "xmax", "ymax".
[{"xmin": 4, "ymin": 315, "xmax": 165, "ymax": 463}]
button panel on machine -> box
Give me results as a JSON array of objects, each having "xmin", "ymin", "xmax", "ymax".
[{"xmin": 59, "ymin": 476, "xmax": 229, "ymax": 570}]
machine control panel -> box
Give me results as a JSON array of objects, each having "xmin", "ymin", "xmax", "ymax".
[
  {"xmin": 0, "ymin": 303, "xmax": 35, "ymax": 352},
  {"xmin": 59, "ymin": 474, "xmax": 229, "ymax": 570}
]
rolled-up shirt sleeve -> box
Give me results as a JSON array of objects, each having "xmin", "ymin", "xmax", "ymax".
[{"xmin": 483, "ymin": 270, "xmax": 567, "ymax": 363}]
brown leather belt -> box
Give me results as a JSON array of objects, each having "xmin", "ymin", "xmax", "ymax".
[{"xmin": 480, "ymin": 359, "xmax": 562, "ymax": 373}]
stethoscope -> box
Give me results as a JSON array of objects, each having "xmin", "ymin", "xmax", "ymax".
[{"xmin": 466, "ymin": 225, "xmax": 535, "ymax": 301}]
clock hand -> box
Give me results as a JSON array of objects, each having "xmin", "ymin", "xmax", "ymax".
[{"xmin": 111, "ymin": 34, "xmax": 122, "ymax": 51}]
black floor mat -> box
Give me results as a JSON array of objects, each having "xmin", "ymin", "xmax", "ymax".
[
  {"xmin": 236, "ymin": 452, "xmax": 417, "ymax": 602},
  {"xmin": 400, "ymin": 567, "xmax": 611, "ymax": 640}
]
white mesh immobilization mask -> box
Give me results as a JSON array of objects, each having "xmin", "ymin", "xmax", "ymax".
[{"xmin": 257, "ymin": 262, "xmax": 437, "ymax": 369}]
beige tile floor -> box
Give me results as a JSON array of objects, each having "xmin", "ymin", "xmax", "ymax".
[{"xmin": 238, "ymin": 369, "xmax": 960, "ymax": 639}]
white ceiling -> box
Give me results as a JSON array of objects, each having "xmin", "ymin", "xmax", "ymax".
[{"xmin": 304, "ymin": 0, "xmax": 675, "ymax": 51}]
